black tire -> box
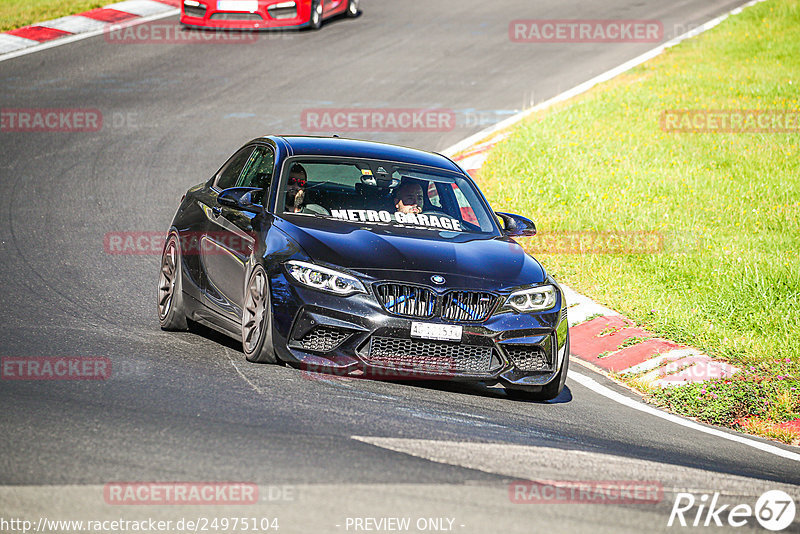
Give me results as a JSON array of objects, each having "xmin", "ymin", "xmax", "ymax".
[
  {"xmin": 505, "ymin": 336, "xmax": 570, "ymax": 401},
  {"xmin": 309, "ymin": 0, "xmax": 323, "ymax": 30},
  {"xmin": 242, "ymin": 265, "xmax": 278, "ymax": 364},
  {"xmin": 158, "ymin": 233, "xmax": 188, "ymax": 331},
  {"xmin": 346, "ymin": 0, "xmax": 359, "ymax": 17}
]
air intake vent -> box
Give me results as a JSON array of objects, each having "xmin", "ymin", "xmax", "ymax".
[
  {"xmin": 504, "ymin": 346, "xmax": 553, "ymax": 372},
  {"xmin": 267, "ymin": 4, "xmax": 297, "ymax": 19},
  {"xmin": 210, "ymin": 12, "xmax": 262, "ymax": 20},
  {"xmin": 367, "ymin": 336, "xmax": 493, "ymax": 375},
  {"xmin": 376, "ymin": 284, "xmax": 435, "ymax": 319},
  {"xmin": 441, "ymin": 291, "xmax": 498, "ymax": 322},
  {"xmin": 183, "ymin": 4, "xmax": 206, "ymax": 17},
  {"xmin": 293, "ymin": 326, "xmax": 351, "ymax": 353}
]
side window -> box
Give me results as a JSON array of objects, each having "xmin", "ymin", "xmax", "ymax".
[
  {"xmin": 215, "ymin": 147, "xmax": 254, "ymax": 190},
  {"xmin": 238, "ymin": 146, "xmax": 275, "ymax": 189},
  {"xmin": 451, "ymin": 183, "xmax": 478, "ymax": 224},
  {"xmin": 427, "ymin": 182, "xmax": 441, "ymax": 208}
]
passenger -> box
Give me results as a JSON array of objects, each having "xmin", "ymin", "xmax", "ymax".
[{"xmin": 392, "ymin": 181, "xmax": 424, "ymax": 215}]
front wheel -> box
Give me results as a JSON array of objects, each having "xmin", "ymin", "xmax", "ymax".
[
  {"xmin": 242, "ymin": 265, "xmax": 278, "ymax": 363},
  {"xmin": 346, "ymin": 0, "xmax": 359, "ymax": 17},
  {"xmin": 309, "ymin": 0, "xmax": 323, "ymax": 30},
  {"xmin": 158, "ymin": 233, "xmax": 188, "ymax": 331},
  {"xmin": 505, "ymin": 336, "xmax": 569, "ymax": 401}
]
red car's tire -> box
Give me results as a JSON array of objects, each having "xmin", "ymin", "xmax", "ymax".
[{"xmin": 309, "ymin": 0, "xmax": 323, "ymax": 30}]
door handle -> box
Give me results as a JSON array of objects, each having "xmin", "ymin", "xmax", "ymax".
[{"xmin": 211, "ymin": 206, "xmax": 222, "ymax": 217}]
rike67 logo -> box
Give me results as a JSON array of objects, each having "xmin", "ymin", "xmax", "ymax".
[{"xmin": 668, "ymin": 490, "xmax": 796, "ymax": 531}]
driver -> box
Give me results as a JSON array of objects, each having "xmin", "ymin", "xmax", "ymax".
[
  {"xmin": 284, "ymin": 163, "xmax": 329, "ymax": 215},
  {"xmin": 393, "ymin": 181, "xmax": 424, "ymax": 215},
  {"xmin": 285, "ymin": 164, "xmax": 308, "ymax": 213}
]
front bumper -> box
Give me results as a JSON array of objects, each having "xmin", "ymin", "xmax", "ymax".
[
  {"xmin": 180, "ymin": 0, "xmax": 311, "ymax": 30},
  {"xmin": 268, "ymin": 271, "xmax": 569, "ymax": 390}
]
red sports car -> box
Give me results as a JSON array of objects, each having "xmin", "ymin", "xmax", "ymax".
[{"xmin": 181, "ymin": 0, "xmax": 359, "ymax": 31}]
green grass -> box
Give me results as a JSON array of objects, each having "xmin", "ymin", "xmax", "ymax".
[
  {"xmin": 0, "ymin": 0, "xmax": 108, "ymax": 31},
  {"xmin": 651, "ymin": 369, "xmax": 799, "ymax": 424},
  {"xmin": 478, "ymin": 0, "xmax": 800, "ymax": 436}
]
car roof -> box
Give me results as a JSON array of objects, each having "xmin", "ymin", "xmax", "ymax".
[{"xmin": 259, "ymin": 135, "xmax": 464, "ymax": 173}]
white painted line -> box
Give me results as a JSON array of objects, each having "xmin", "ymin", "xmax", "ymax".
[
  {"xmin": 661, "ymin": 355, "xmax": 714, "ymax": 373},
  {"xmin": 569, "ymin": 370, "xmax": 800, "ymax": 462},
  {"xmin": 353, "ymin": 436, "xmax": 800, "ymax": 494},
  {"xmin": 454, "ymin": 152, "xmax": 489, "ymax": 173},
  {"xmin": 561, "ymin": 285, "xmax": 619, "ymax": 326},
  {"xmin": 451, "ymin": 133, "xmax": 511, "ymax": 162},
  {"xmin": 105, "ymin": 0, "xmax": 177, "ymax": 16},
  {"xmin": 38, "ymin": 15, "xmax": 109, "ymax": 33},
  {"xmin": 0, "ymin": 9, "xmax": 178, "ymax": 63},
  {"xmin": 441, "ymin": 0, "xmax": 769, "ymax": 158},
  {"xmin": 0, "ymin": 34, "xmax": 38, "ymax": 54},
  {"xmin": 566, "ymin": 304, "xmax": 612, "ymax": 327},
  {"xmin": 620, "ymin": 348, "xmax": 701, "ymax": 375}
]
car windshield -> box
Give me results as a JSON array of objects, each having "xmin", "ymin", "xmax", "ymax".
[{"xmin": 276, "ymin": 158, "xmax": 498, "ymax": 235}]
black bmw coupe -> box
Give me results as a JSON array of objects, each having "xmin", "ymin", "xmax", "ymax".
[{"xmin": 158, "ymin": 136, "xmax": 569, "ymax": 400}]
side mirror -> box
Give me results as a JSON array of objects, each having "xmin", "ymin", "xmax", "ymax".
[
  {"xmin": 496, "ymin": 212, "xmax": 537, "ymax": 237},
  {"xmin": 218, "ymin": 187, "xmax": 264, "ymax": 213}
]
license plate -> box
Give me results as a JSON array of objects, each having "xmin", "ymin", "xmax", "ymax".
[
  {"xmin": 217, "ymin": 0, "xmax": 258, "ymax": 10},
  {"xmin": 411, "ymin": 322, "xmax": 462, "ymax": 342}
]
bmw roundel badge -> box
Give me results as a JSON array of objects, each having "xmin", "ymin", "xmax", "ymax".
[{"xmin": 431, "ymin": 275, "xmax": 446, "ymax": 285}]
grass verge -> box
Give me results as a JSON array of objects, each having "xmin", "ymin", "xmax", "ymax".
[
  {"xmin": 478, "ymin": 0, "xmax": 800, "ymax": 441},
  {"xmin": 1, "ymin": 0, "xmax": 110, "ymax": 32}
]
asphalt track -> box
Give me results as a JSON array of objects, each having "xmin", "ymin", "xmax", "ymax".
[{"xmin": 1, "ymin": 0, "xmax": 799, "ymax": 532}]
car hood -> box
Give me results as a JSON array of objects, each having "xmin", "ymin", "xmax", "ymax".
[{"xmin": 275, "ymin": 216, "xmax": 546, "ymax": 289}]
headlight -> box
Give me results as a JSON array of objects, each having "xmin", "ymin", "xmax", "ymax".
[
  {"xmin": 506, "ymin": 285, "xmax": 556, "ymax": 312},
  {"xmin": 285, "ymin": 260, "xmax": 366, "ymax": 296}
]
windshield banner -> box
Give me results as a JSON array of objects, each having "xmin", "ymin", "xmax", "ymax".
[{"xmin": 329, "ymin": 209, "xmax": 463, "ymax": 231}]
